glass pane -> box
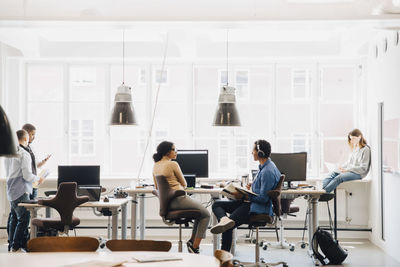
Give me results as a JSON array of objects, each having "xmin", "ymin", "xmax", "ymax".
[
  {"xmin": 276, "ymin": 104, "xmax": 311, "ymax": 137},
  {"xmin": 81, "ymin": 140, "xmax": 94, "ymax": 155},
  {"xmin": 321, "ymin": 66, "xmax": 355, "ymax": 101},
  {"xmin": 71, "ymin": 139, "xmax": 79, "ymax": 154},
  {"xmin": 320, "ymin": 104, "xmax": 353, "ymax": 137},
  {"xmin": 70, "ymin": 65, "xmax": 106, "ymax": 102},
  {"xmin": 27, "ymin": 64, "xmax": 64, "ymax": 102},
  {"xmin": 322, "ymin": 139, "xmax": 350, "ymax": 172}
]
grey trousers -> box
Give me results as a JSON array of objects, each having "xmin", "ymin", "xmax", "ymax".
[{"xmin": 169, "ymin": 195, "xmax": 210, "ymax": 239}]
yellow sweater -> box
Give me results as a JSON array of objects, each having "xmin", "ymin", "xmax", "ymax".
[{"xmin": 153, "ymin": 159, "xmax": 187, "ymax": 190}]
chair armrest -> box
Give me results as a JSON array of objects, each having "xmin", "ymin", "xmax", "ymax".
[
  {"xmin": 76, "ymin": 195, "xmax": 89, "ymax": 206},
  {"xmin": 267, "ymin": 190, "xmax": 280, "ymax": 198},
  {"xmin": 167, "ymin": 189, "xmax": 185, "ymax": 202},
  {"xmin": 38, "ymin": 197, "xmax": 54, "ymax": 207},
  {"xmin": 152, "ymin": 190, "xmax": 159, "ymax": 197}
]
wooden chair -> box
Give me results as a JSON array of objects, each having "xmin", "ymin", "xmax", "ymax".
[
  {"xmin": 27, "ymin": 236, "xmax": 99, "ymax": 252},
  {"xmin": 214, "ymin": 249, "xmax": 234, "ymax": 267},
  {"xmin": 106, "ymin": 239, "xmax": 172, "ymax": 251}
]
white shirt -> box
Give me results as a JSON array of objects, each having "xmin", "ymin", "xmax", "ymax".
[{"xmin": 5, "ymin": 146, "xmax": 39, "ymax": 201}]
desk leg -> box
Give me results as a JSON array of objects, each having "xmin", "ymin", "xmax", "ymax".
[
  {"xmin": 121, "ymin": 202, "xmax": 127, "ymax": 240},
  {"xmin": 334, "ymin": 189, "xmax": 337, "ymax": 240},
  {"xmin": 29, "ymin": 208, "xmax": 37, "ymax": 239},
  {"xmin": 139, "ymin": 194, "xmax": 145, "ymax": 240},
  {"xmin": 212, "ymin": 213, "xmax": 219, "ymax": 252},
  {"xmin": 112, "ymin": 207, "xmax": 118, "ymax": 239},
  {"xmin": 131, "ymin": 194, "xmax": 137, "ymax": 239},
  {"xmin": 231, "ymin": 228, "xmax": 236, "ymax": 255},
  {"xmin": 307, "ymin": 197, "xmax": 320, "ymax": 266}
]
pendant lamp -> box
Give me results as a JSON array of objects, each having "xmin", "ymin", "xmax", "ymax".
[
  {"xmin": 110, "ymin": 30, "xmax": 137, "ymax": 126},
  {"xmin": 0, "ymin": 105, "xmax": 17, "ymax": 156},
  {"xmin": 212, "ymin": 29, "xmax": 241, "ymax": 126}
]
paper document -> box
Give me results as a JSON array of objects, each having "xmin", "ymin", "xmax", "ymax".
[
  {"xmin": 325, "ymin": 162, "xmax": 338, "ymax": 173},
  {"xmin": 221, "ymin": 183, "xmax": 258, "ymax": 199},
  {"xmin": 132, "ymin": 255, "xmax": 182, "ymax": 263},
  {"xmin": 62, "ymin": 260, "xmax": 126, "ymax": 267},
  {"xmin": 33, "ymin": 169, "xmax": 51, "ymax": 187}
]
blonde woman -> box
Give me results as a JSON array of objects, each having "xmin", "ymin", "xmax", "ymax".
[{"xmin": 322, "ymin": 129, "xmax": 371, "ymax": 193}]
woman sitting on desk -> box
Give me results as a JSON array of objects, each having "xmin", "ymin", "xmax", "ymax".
[
  {"xmin": 210, "ymin": 139, "xmax": 281, "ymax": 252},
  {"xmin": 322, "ymin": 129, "xmax": 371, "ymax": 193},
  {"xmin": 152, "ymin": 141, "xmax": 210, "ymax": 254}
]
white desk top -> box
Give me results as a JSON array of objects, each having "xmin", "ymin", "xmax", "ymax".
[
  {"xmin": 19, "ymin": 198, "xmax": 130, "ymax": 208},
  {"xmin": 0, "ymin": 251, "xmax": 219, "ymax": 267}
]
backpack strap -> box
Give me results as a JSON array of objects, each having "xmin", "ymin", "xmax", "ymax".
[{"xmin": 311, "ymin": 228, "xmax": 330, "ymax": 265}]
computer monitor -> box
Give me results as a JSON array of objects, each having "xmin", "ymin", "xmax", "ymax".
[
  {"xmin": 270, "ymin": 152, "xmax": 307, "ymax": 184},
  {"xmin": 58, "ymin": 165, "xmax": 100, "ymax": 187},
  {"xmin": 174, "ymin": 150, "xmax": 208, "ymax": 178}
]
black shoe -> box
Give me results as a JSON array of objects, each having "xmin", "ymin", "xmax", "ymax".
[{"xmin": 187, "ymin": 241, "xmax": 199, "ymax": 254}]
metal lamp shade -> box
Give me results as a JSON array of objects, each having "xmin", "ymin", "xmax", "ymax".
[
  {"xmin": 212, "ymin": 86, "xmax": 241, "ymax": 126},
  {"xmin": 110, "ymin": 83, "xmax": 137, "ymax": 126},
  {"xmin": 0, "ymin": 105, "xmax": 16, "ymax": 156},
  {"xmin": 110, "ymin": 102, "xmax": 137, "ymax": 125},
  {"xmin": 212, "ymin": 103, "xmax": 241, "ymax": 126}
]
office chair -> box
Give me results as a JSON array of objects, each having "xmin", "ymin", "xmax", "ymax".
[
  {"xmin": 31, "ymin": 182, "xmax": 89, "ymax": 236},
  {"xmin": 241, "ymin": 175, "xmax": 288, "ymax": 267},
  {"xmin": 106, "ymin": 239, "xmax": 172, "ymax": 251},
  {"xmin": 154, "ymin": 175, "xmax": 201, "ymax": 252},
  {"xmin": 27, "ymin": 236, "xmax": 99, "ymax": 252},
  {"xmin": 261, "ymin": 198, "xmax": 298, "ymax": 252}
]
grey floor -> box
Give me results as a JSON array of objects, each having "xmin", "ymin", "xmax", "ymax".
[{"xmin": 1, "ymin": 237, "xmax": 399, "ymax": 267}]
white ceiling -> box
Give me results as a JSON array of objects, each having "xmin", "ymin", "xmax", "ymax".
[{"xmin": 0, "ymin": 0, "xmax": 399, "ymax": 21}]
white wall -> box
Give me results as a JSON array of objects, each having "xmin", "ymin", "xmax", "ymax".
[{"xmin": 367, "ymin": 31, "xmax": 400, "ymax": 263}]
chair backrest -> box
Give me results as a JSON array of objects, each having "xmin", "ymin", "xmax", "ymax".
[
  {"xmin": 267, "ymin": 174, "xmax": 285, "ymax": 217},
  {"xmin": 39, "ymin": 182, "xmax": 89, "ymax": 225},
  {"xmin": 106, "ymin": 239, "xmax": 172, "ymax": 252},
  {"xmin": 27, "ymin": 237, "xmax": 99, "ymax": 252},
  {"xmin": 154, "ymin": 175, "xmax": 185, "ymax": 217},
  {"xmin": 214, "ymin": 249, "xmax": 234, "ymax": 267}
]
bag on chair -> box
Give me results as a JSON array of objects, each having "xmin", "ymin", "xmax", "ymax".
[{"xmin": 312, "ymin": 227, "xmax": 348, "ymax": 265}]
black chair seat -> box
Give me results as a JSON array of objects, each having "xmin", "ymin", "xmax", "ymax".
[
  {"xmin": 289, "ymin": 205, "xmax": 300, "ymax": 213},
  {"xmin": 165, "ymin": 209, "xmax": 201, "ymax": 222},
  {"xmin": 319, "ymin": 193, "xmax": 335, "ymax": 202},
  {"xmin": 32, "ymin": 216, "xmax": 80, "ymax": 231},
  {"xmin": 248, "ymin": 214, "xmax": 273, "ymax": 227}
]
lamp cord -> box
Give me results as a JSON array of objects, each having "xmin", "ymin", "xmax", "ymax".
[
  {"xmin": 122, "ymin": 29, "xmax": 125, "ymax": 84},
  {"xmin": 226, "ymin": 28, "xmax": 229, "ymax": 86},
  {"xmin": 136, "ymin": 33, "xmax": 170, "ymax": 182}
]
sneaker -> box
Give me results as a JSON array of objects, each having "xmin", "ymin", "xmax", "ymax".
[
  {"xmin": 210, "ymin": 216, "xmax": 235, "ymax": 234},
  {"xmin": 187, "ymin": 241, "xmax": 199, "ymax": 254},
  {"xmin": 11, "ymin": 248, "xmax": 23, "ymax": 253}
]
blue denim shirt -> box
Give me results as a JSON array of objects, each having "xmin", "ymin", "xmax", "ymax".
[{"xmin": 249, "ymin": 159, "xmax": 281, "ymax": 215}]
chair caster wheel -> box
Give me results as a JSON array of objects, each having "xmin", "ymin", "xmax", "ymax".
[
  {"xmin": 263, "ymin": 245, "xmax": 267, "ymax": 250},
  {"xmin": 260, "ymin": 258, "xmax": 265, "ymax": 263},
  {"xmin": 301, "ymin": 243, "xmax": 306, "ymax": 249},
  {"xmin": 99, "ymin": 243, "xmax": 105, "ymax": 249},
  {"xmin": 283, "ymin": 264, "xmax": 289, "ymax": 267},
  {"xmin": 252, "ymin": 239, "xmax": 256, "ymax": 244},
  {"xmin": 259, "ymin": 241, "xmax": 263, "ymax": 247},
  {"xmin": 290, "ymin": 246, "xmax": 295, "ymax": 252}
]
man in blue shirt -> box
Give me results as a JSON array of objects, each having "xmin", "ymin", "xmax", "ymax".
[
  {"xmin": 5, "ymin": 130, "xmax": 44, "ymax": 252},
  {"xmin": 211, "ymin": 139, "xmax": 281, "ymax": 252}
]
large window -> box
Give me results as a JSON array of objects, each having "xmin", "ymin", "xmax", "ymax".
[{"xmin": 25, "ymin": 61, "xmax": 362, "ymax": 179}]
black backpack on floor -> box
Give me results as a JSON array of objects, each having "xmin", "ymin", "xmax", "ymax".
[{"xmin": 312, "ymin": 227, "xmax": 348, "ymax": 265}]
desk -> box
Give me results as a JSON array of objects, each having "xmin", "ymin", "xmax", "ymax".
[
  {"xmin": 126, "ymin": 187, "xmax": 325, "ymax": 264},
  {"xmin": 281, "ymin": 189, "xmax": 326, "ymax": 265},
  {"xmin": 19, "ymin": 198, "xmax": 130, "ymax": 240},
  {"xmin": 0, "ymin": 251, "xmax": 219, "ymax": 267},
  {"xmin": 126, "ymin": 188, "xmax": 221, "ymax": 249}
]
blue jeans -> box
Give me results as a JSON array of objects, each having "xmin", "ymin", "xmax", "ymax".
[
  {"xmin": 322, "ymin": 171, "xmax": 362, "ymax": 193},
  {"xmin": 30, "ymin": 188, "xmax": 38, "ymax": 200},
  {"xmin": 8, "ymin": 193, "xmax": 30, "ymax": 250}
]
